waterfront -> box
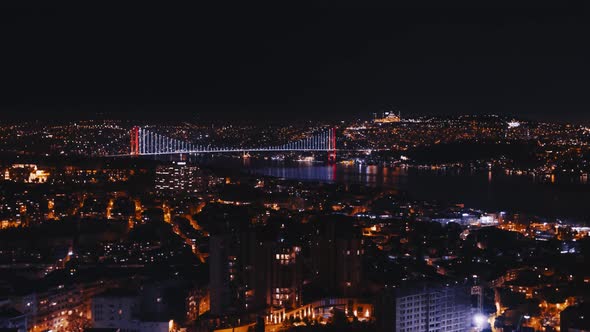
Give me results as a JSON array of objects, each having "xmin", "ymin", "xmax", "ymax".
[{"xmin": 237, "ymin": 160, "xmax": 590, "ymax": 221}]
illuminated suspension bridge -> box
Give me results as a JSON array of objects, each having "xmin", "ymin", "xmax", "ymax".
[{"xmin": 127, "ymin": 126, "xmax": 337, "ymax": 162}]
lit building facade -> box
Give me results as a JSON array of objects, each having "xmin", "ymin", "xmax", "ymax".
[
  {"xmin": 376, "ymin": 283, "xmax": 472, "ymax": 332},
  {"xmin": 155, "ymin": 161, "xmax": 218, "ymax": 196},
  {"xmin": 257, "ymin": 224, "xmax": 303, "ymax": 311},
  {"xmin": 3, "ymin": 164, "xmax": 50, "ymax": 183},
  {"xmin": 155, "ymin": 162, "xmax": 200, "ymax": 195},
  {"xmin": 373, "ymin": 111, "xmax": 401, "ymax": 123},
  {"xmin": 14, "ymin": 281, "xmax": 103, "ymax": 332}
]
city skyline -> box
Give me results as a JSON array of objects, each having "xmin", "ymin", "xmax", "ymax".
[{"xmin": 2, "ymin": 3, "xmax": 590, "ymax": 332}]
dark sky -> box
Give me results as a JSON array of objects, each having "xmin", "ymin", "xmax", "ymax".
[{"xmin": 2, "ymin": 2, "xmax": 590, "ymax": 122}]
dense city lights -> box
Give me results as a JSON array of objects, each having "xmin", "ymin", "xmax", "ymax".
[{"xmin": 2, "ymin": 2, "xmax": 590, "ymax": 332}]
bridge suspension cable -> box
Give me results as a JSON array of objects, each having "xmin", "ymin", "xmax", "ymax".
[{"xmin": 129, "ymin": 126, "xmax": 337, "ymax": 158}]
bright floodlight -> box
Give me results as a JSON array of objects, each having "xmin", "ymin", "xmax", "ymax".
[{"xmin": 473, "ymin": 313, "xmax": 486, "ymax": 328}]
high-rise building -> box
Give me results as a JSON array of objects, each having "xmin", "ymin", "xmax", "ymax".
[
  {"xmin": 208, "ymin": 215, "xmax": 259, "ymax": 315},
  {"xmin": 209, "ymin": 215, "xmax": 303, "ymax": 316},
  {"xmin": 311, "ymin": 217, "xmax": 364, "ymax": 297},
  {"xmin": 375, "ymin": 283, "xmax": 472, "ymax": 332},
  {"xmin": 257, "ymin": 221, "xmax": 303, "ymax": 311},
  {"xmin": 154, "ymin": 161, "xmax": 208, "ymax": 196}
]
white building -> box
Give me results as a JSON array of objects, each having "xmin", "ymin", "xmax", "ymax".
[
  {"xmin": 377, "ymin": 283, "xmax": 472, "ymax": 332},
  {"xmin": 92, "ymin": 290, "xmax": 172, "ymax": 332}
]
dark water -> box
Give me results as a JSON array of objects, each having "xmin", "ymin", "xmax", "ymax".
[{"xmin": 199, "ymin": 156, "xmax": 590, "ymax": 221}]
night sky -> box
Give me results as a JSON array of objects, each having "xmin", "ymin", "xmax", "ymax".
[{"xmin": 2, "ymin": 2, "xmax": 590, "ymax": 122}]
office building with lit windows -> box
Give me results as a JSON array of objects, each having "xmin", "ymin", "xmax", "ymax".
[{"xmin": 154, "ymin": 162, "xmax": 200, "ymax": 196}]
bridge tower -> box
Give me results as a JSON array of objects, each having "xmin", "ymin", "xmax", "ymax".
[
  {"xmin": 327, "ymin": 127, "xmax": 336, "ymax": 163},
  {"xmin": 130, "ymin": 126, "xmax": 140, "ymax": 156}
]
